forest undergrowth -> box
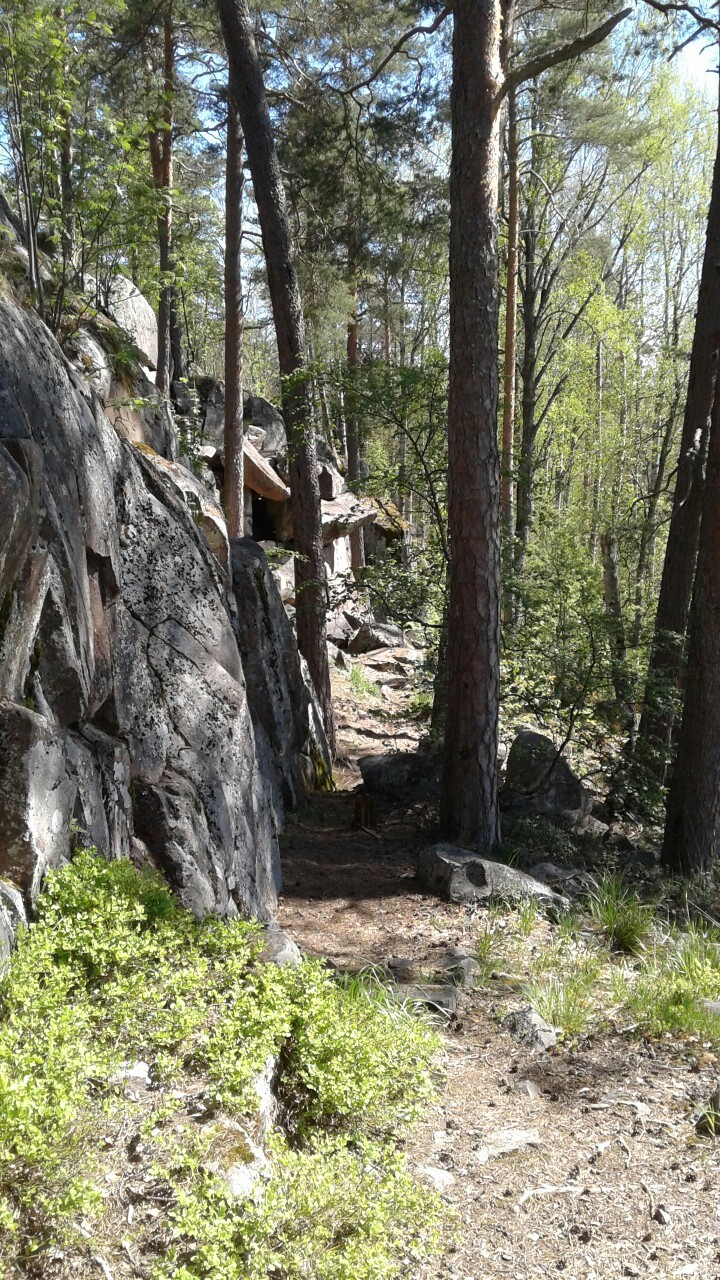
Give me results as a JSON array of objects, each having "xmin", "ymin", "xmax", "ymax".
[{"xmin": 0, "ymin": 852, "xmax": 445, "ymax": 1280}]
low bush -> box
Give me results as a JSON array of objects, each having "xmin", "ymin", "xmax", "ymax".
[{"xmin": 0, "ymin": 851, "xmax": 444, "ymax": 1277}]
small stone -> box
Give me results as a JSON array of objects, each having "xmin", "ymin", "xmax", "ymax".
[
  {"xmin": 502, "ymin": 1007, "xmax": 557, "ymax": 1051},
  {"xmin": 109, "ymin": 1060, "xmax": 150, "ymax": 1085},
  {"xmin": 652, "ymin": 1204, "xmax": 670, "ymax": 1225},
  {"xmin": 417, "ymin": 1165, "xmax": 456, "ymax": 1191},
  {"xmin": 387, "ymin": 956, "xmax": 418, "ymax": 982},
  {"xmin": 394, "ymin": 983, "xmax": 461, "ymax": 1017},
  {"xmin": 127, "ymin": 1133, "xmax": 145, "ymax": 1162},
  {"xmin": 514, "ymin": 1078, "xmax": 543, "ymax": 1099},
  {"xmin": 476, "ymin": 1127, "xmax": 542, "ymax": 1163},
  {"xmin": 257, "ymin": 926, "xmax": 301, "ymax": 968},
  {"xmin": 694, "ymin": 1086, "xmax": 720, "ymax": 1135}
]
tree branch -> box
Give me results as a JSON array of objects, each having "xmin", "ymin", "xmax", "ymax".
[
  {"xmin": 346, "ymin": 4, "xmax": 452, "ymax": 95},
  {"xmin": 501, "ymin": 7, "xmax": 632, "ymax": 97},
  {"xmin": 642, "ymin": 0, "xmax": 719, "ymax": 33}
]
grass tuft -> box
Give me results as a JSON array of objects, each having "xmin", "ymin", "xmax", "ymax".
[
  {"xmin": 588, "ymin": 875, "xmax": 655, "ymax": 954},
  {"xmin": 349, "ymin": 663, "xmax": 378, "ymax": 698},
  {"xmin": 525, "ymin": 952, "xmax": 602, "ymax": 1040}
]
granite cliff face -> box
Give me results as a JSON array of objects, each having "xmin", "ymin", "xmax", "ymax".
[{"xmin": 0, "ymin": 292, "xmax": 327, "ymax": 944}]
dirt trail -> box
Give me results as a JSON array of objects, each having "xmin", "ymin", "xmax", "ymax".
[{"xmin": 277, "ymin": 670, "xmax": 720, "ymax": 1280}]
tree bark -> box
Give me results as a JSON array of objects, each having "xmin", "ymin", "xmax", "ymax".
[
  {"xmin": 600, "ymin": 531, "xmax": 631, "ymax": 720},
  {"xmin": 501, "ymin": 84, "xmax": 518, "ymax": 554},
  {"xmin": 439, "ymin": 0, "xmax": 503, "ymax": 851},
  {"xmin": 216, "ymin": 0, "xmax": 335, "ymax": 756},
  {"xmin": 346, "ymin": 271, "xmax": 365, "ymax": 570},
  {"xmin": 515, "ymin": 170, "xmax": 537, "ymax": 579},
  {"xmin": 662, "ymin": 374, "xmax": 720, "ymax": 874},
  {"xmin": 639, "ymin": 72, "xmax": 720, "ymax": 765},
  {"xmin": 148, "ymin": 6, "xmax": 174, "ymax": 395},
  {"xmin": 224, "ymin": 71, "xmax": 244, "ymax": 539}
]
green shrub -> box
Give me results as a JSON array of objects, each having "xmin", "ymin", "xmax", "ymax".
[
  {"xmin": 0, "ymin": 851, "xmax": 443, "ymax": 1276},
  {"xmin": 156, "ymin": 1134, "xmax": 446, "ymax": 1280}
]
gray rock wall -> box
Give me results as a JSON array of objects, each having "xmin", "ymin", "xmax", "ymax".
[
  {"xmin": 231, "ymin": 539, "xmax": 332, "ymax": 815},
  {"xmin": 0, "ymin": 293, "xmax": 301, "ymax": 923}
]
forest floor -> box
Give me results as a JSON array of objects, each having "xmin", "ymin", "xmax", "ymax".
[{"xmin": 277, "ymin": 663, "xmax": 720, "ymax": 1280}]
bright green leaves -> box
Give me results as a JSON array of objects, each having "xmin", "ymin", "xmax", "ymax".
[{"xmin": 0, "ymin": 852, "xmax": 443, "ymax": 1277}]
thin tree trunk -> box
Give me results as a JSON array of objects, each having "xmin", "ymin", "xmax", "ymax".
[
  {"xmin": 589, "ymin": 339, "xmax": 603, "ymax": 560},
  {"xmin": 431, "ymin": 582, "xmax": 450, "ymax": 737},
  {"xmin": 515, "ymin": 194, "xmax": 537, "ymax": 580},
  {"xmin": 148, "ymin": 7, "xmax": 174, "ymax": 395},
  {"xmin": 639, "ymin": 70, "xmax": 720, "ymax": 764},
  {"xmin": 7, "ymin": 68, "xmax": 43, "ymax": 317},
  {"xmin": 662, "ymin": 374, "xmax": 720, "ymax": 874},
  {"xmin": 501, "ymin": 84, "xmax": 518, "ymax": 555},
  {"xmin": 440, "ymin": 0, "xmax": 503, "ymax": 851},
  {"xmin": 629, "ymin": 393, "xmax": 681, "ymax": 649},
  {"xmin": 397, "ymin": 278, "xmax": 411, "ymax": 523},
  {"xmin": 56, "ymin": 7, "xmax": 74, "ymax": 278},
  {"xmin": 346, "ymin": 269, "xmax": 365, "ymax": 570},
  {"xmin": 224, "ymin": 72, "xmax": 244, "ymax": 539},
  {"xmin": 600, "ymin": 531, "xmax": 631, "ymax": 720},
  {"xmin": 170, "ymin": 298, "xmax": 186, "ymax": 383},
  {"xmin": 216, "ymin": 0, "xmax": 335, "ymax": 756}
]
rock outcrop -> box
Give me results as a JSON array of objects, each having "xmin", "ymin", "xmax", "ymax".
[
  {"xmin": 0, "ymin": 292, "xmax": 326, "ymax": 926},
  {"xmin": 502, "ymin": 729, "xmax": 592, "ymax": 826},
  {"xmin": 101, "ymin": 273, "xmax": 159, "ymax": 370},
  {"xmin": 231, "ymin": 538, "xmax": 332, "ymax": 813}
]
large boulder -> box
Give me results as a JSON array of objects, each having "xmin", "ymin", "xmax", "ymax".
[
  {"xmin": 0, "ymin": 880, "xmax": 26, "ymax": 975},
  {"xmin": 348, "ymin": 620, "xmax": 405, "ymax": 654},
  {"xmin": 139, "ymin": 449, "xmax": 231, "ymax": 578},
  {"xmin": 321, "ymin": 492, "xmax": 378, "ymax": 543},
  {"xmin": 416, "ymin": 844, "xmax": 569, "ymax": 912},
  {"xmin": 230, "ymin": 538, "xmax": 332, "ymax": 811},
  {"xmin": 0, "ymin": 292, "xmax": 283, "ymax": 921},
  {"xmin": 101, "ymin": 274, "xmax": 159, "ymax": 370},
  {"xmin": 65, "ymin": 324, "xmax": 113, "ymax": 401},
  {"xmin": 196, "ymin": 379, "xmax": 287, "ymax": 457},
  {"xmin": 243, "ymin": 440, "xmax": 291, "ymax": 501},
  {"xmin": 318, "ymin": 460, "xmax": 345, "ymax": 500},
  {"xmin": 358, "ymin": 750, "xmax": 441, "ymax": 803},
  {"xmin": 503, "ymin": 729, "xmax": 592, "ymax": 825},
  {"xmin": 103, "ymin": 359, "xmax": 177, "ymax": 460}
]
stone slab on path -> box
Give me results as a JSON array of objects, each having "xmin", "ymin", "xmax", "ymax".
[{"xmin": 416, "ymin": 843, "xmax": 570, "ymax": 913}]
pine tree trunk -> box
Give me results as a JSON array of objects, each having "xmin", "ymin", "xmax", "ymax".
[
  {"xmin": 639, "ymin": 76, "xmax": 720, "ymax": 764},
  {"xmin": 501, "ymin": 84, "xmax": 518, "ymax": 554},
  {"xmin": 662, "ymin": 375, "xmax": 720, "ymax": 874},
  {"xmin": 440, "ymin": 0, "xmax": 502, "ymax": 851},
  {"xmin": 216, "ymin": 0, "xmax": 335, "ymax": 756},
  {"xmin": 149, "ymin": 7, "xmax": 174, "ymax": 395},
  {"xmin": 224, "ymin": 73, "xmax": 244, "ymax": 539}
]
